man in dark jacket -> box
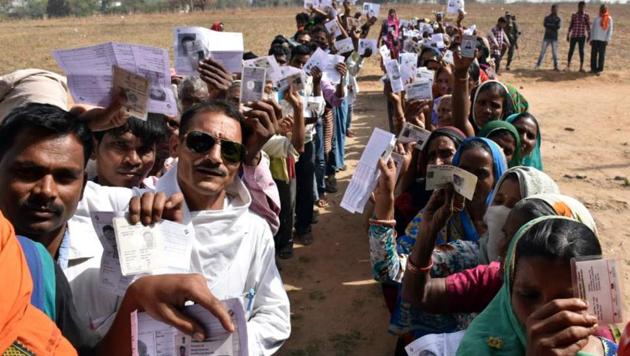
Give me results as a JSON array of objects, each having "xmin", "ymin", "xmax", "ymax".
[{"xmin": 535, "ymin": 4, "xmax": 561, "ymax": 71}]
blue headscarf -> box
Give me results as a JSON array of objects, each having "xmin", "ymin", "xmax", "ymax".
[{"xmin": 452, "ymin": 137, "xmax": 508, "ymax": 206}]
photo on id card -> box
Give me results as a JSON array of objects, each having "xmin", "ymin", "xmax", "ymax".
[{"xmin": 240, "ymin": 66, "xmax": 266, "ymax": 104}]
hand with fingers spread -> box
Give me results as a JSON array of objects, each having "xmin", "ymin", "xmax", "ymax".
[
  {"xmin": 198, "ymin": 58, "xmax": 233, "ymax": 99},
  {"xmin": 526, "ymin": 298, "xmax": 599, "ymax": 356},
  {"xmin": 128, "ymin": 192, "xmax": 185, "ymax": 226},
  {"xmin": 242, "ymin": 100, "xmax": 278, "ymax": 165},
  {"xmin": 72, "ymin": 89, "xmax": 129, "ymax": 132}
]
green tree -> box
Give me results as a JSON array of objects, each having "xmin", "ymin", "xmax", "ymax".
[{"xmin": 47, "ymin": 0, "xmax": 69, "ymax": 16}]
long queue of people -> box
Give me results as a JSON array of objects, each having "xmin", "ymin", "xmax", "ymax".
[{"xmin": 0, "ymin": 1, "xmax": 628, "ymax": 355}]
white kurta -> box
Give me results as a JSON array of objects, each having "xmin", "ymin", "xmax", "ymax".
[{"xmin": 65, "ymin": 166, "xmax": 291, "ymax": 355}]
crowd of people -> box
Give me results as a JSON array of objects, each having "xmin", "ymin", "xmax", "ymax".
[
  {"xmin": 535, "ymin": 2, "xmax": 614, "ymax": 73},
  {"xmin": 0, "ymin": 1, "xmax": 627, "ymax": 355}
]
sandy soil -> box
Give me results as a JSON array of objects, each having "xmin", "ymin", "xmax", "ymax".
[{"xmin": 278, "ymin": 69, "xmax": 630, "ymax": 356}]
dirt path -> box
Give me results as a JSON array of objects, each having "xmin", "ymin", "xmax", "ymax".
[{"xmin": 278, "ymin": 69, "xmax": 630, "ymax": 355}]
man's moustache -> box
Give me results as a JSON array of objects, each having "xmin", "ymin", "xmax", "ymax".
[{"xmin": 22, "ymin": 200, "xmax": 63, "ymax": 215}]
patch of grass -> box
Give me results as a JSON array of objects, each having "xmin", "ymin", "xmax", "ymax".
[{"xmin": 329, "ymin": 330, "xmax": 364, "ymax": 356}]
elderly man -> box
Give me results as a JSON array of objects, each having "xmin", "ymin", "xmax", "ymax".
[{"xmin": 67, "ymin": 100, "xmax": 291, "ymax": 354}]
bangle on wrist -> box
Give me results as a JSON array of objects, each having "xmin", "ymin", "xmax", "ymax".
[
  {"xmin": 369, "ymin": 218, "xmax": 396, "ymax": 228},
  {"xmin": 406, "ymin": 257, "xmax": 433, "ymax": 274}
]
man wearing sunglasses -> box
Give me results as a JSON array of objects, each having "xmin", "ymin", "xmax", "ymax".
[{"xmin": 65, "ymin": 99, "xmax": 291, "ymax": 355}]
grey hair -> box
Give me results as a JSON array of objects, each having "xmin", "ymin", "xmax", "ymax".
[{"xmin": 177, "ymin": 76, "xmax": 209, "ymax": 113}]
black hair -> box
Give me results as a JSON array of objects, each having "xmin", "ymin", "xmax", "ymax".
[
  {"xmin": 93, "ymin": 114, "xmax": 168, "ymax": 148},
  {"xmin": 309, "ymin": 25, "xmax": 327, "ymax": 36},
  {"xmin": 0, "ymin": 103, "xmax": 93, "ymax": 166},
  {"xmin": 459, "ymin": 138, "xmax": 492, "ymax": 158},
  {"xmin": 488, "ymin": 129, "xmax": 516, "ymax": 146},
  {"xmin": 179, "ymin": 100, "xmax": 244, "ymax": 139},
  {"xmin": 578, "ymin": 1, "xmax": 585, "ymax": 6},
  {"xmin": 296, "ymin": 12, "xmax": 310, "ymax": 24},
  {"xmin": 243, "ymin": 51, "xmax": 257, "ymax": 60},
  {"xmin": 476, "ymin": 81, "xmax": 514, "ymax": 119},
  {"xmin": 516, "ymin": 218, "xmax": 602, "ymax": 263},
  {"xmin": 291, "ymin": 44, "xmax": 312, "ymax": 58},
  {"xmin": 268, "ymin": 44, "xmax": 290, "ymax": 58},
  {"xmin": 510, "ymin": 112, "xmax": 540, "ymax": 133},
  {"xmin": 498, "ymin": 17, "xmax": 507, "ymax": 23},
  {"xmin": 512, "ymin": 198, "xmax": 558, "ymax": 223}
]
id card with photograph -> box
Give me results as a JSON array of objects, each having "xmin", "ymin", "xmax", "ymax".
[
  {"xmin": 325, "ymin": 19, "xmax": 342, "ymax": 38},
  {"xmin": 112, "ymin": 66, "xmax": 149, "ymax": 120},
  {"xmin": 572, "ymin": 256, "xmax": 624, "ymax": 324},
  {"xmin": 335, "ymin": 37, "xmax": 355, "ymax": 54},
  {"xmin": 405, "ymin": 79, "xmax": 433, "ymax": 101},
  {"xmin": 385, "ymin": 60, "xmax": 404, "ymax": 93},
  {"xmin": 425, "ymin": 165, "xmax": 478, "ymax": 200},
  {"xmin": 397, "ymin": 122, "xmax": 431, "ymax": 147},
  {"xmin": 461, "ymin": 35, "xmax": 477, "ymax": 58},
  {"xmin": 240, "ymin": 66, "xmax": 267, "ymax": 104},
  {"xmin": 359, "ymin": 39, "xmax": 377, "ymax": 56}
]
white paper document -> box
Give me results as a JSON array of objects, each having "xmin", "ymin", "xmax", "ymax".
[
  {"xmin": 399, "ymin": 53, "xmax": 417, "ymax": 83},
  {"xmin": 405, "ymin": 79, "xmax": 433, "ymax": 101},
  {"xmin": 425, "ymin": 165, "xmax": 478, "ymax": 201},
  {"xmin": 447, "ymin": 0, "xmax": 465, "ymax": 14},
  {"xmin": 397, "ymin": 122, "xmax": 431, "ymax": 147},
  {"xmin": 54, "ymin": 42, "xmax": 177, "ymax": 116},
  {"xmin": 385, "ymin": 60, "xmax": 404, "ymax": 93},
  {"xmin": 358, "ymin": 39, "xmax": 377, "ymax": 56},
  {"xmin": 112, "ymin": 66, "xmax": 149, "ymax": 120},
  {"xmin": 112, "ymin": 217, "xmax": 193, "ymax": 276},
  {"xmin": 362, "ymin": 2, "xmax": 380, "ymax": 18},
  {"xmin": 133, "ymin": 299, "xmax": 248, "ymax": 356},
  {"xmin": 341, "ymin": 128, "xmax": 396, "ymax": 214},
  {"xmin": 572, "ymin": 257, "xmax": 624, "ymax": 324},
  {"xmin": 91, "ymin": 211, "xmax": 135, "ymax": 297},
  {"xmin": 379, "ymin": 44, "xmax": 391, "ymax": 62},
  {"xmin": 174, "ymin": 27, "xmax": 244, "ymax": 75},
  {"xmin": 240, "ymin": 66, "xmax": 266, "ymax": 104},
  {"xmin": 275, "ymin": 66, "xmax": 306, "ymax": 92},
  {"xmin": 325, "ymin": 19, "xmax": 342, "ymax": 37},
  {"xmin": 415, "ymin": 66, "xmax": 435, "ymax": 84},
  {"xmin": 335, "ymin": 37, "xmax": 355, "ymax": 54},
  {"xmin": 323, "ymin": 54, "xmax": 345, "ymax": 84},
  {"xmin": 461, "ymin": 35, "xmax": 477, "ymax": 58},
  {"xmin": 405, "ymin": 330, "xmax": 465, "ymax": 356},
  {"xmin": 304, "ymin": 47, "xmax": 329, "ymax": 74},
  {"xmin": 243, "ymin": 55, "xmax": 282, "ymax": 83}
]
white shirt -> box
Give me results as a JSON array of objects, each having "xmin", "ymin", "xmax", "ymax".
[
  {"xmin": 591, "ymin": 16, "xmax": 614, "ymax": 43},
  {"xmin": 65, "ymin": 166, "xmax": 291, "ymax": 355}
]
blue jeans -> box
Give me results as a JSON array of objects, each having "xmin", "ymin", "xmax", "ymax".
[
  {"xmin": 331, "ymin": 99, "xmax": 349, "ymax": 171},
  {"xmin": 536, "ymin": 39, "xmax": 559, "ymax": 69}
]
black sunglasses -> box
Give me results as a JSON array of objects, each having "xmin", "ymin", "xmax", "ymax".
[{"xmin": 184, "ymin": 131, "xmax": 246, "ymax": 164}]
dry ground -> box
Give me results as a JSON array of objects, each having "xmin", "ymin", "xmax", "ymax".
[{"xmin": 2, "ymin": 4, "xmax": 629, "ymax": 355}]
